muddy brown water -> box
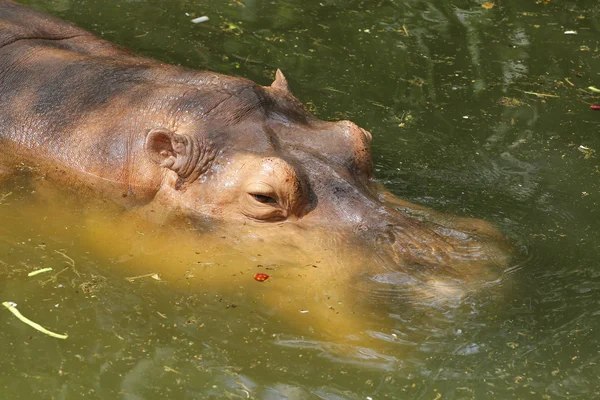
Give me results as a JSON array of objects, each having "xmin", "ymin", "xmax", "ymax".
[{"xmin": 1, "ymin": 0, "xmax": 599, "ymax": 399}]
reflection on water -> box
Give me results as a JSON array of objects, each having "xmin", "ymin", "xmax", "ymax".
[
  {"xmin": 1, "ymin": 0, "xmax": 599, "ymax": 398},
  {"xmin": 0, "ymin": 168, "xmax": 514, "ymax": 397}
]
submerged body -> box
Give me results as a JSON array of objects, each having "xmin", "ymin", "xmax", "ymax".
[{"xmin": 0, "ymin": 1, "xmax": 511, "ymax": 345}]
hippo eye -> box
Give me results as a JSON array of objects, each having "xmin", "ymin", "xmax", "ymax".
[
  {"xmin": 246, "ymin": 182, "xmax": 280, "ymax": 207},
  {"xmin": 250, "ymin": 193, "xmax": 278, "ymax": 205},
  {"xmin": 241, "ymin": 182, "xmax": 288, "ymax": 222}
]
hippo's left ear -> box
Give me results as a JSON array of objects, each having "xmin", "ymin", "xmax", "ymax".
[
  {"xmin": 144, "ymin": 128, "xmax": 191, "ymax": 171},
  {"xmin": 271, "ymin": 69, "xmax": 291, "ymax": 94},
  {"xmin": 144, "ymin": 128, "xmax": 185, "ymax": 168},
  {"xmin": 144, "ymin": 128, "xmax": 216, "ymax": 186}
]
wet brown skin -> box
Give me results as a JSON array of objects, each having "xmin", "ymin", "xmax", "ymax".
[{"xmin": 0, "ymin": 1, "xmax": 511, "ymax": 349}]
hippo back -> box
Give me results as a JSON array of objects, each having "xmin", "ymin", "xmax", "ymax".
[{"xmin": 0, "ymin": 0, "xmax": 92, "ymax": 48}]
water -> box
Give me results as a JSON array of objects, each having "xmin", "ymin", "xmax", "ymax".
[{"xmin": 2, "ymin": 0, "xmax": 600, "ymax": 398}]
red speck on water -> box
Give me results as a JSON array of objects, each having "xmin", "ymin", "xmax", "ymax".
[
  {"xmin": 254, "ymin": 273, "xmax": 269, "ymax": 282},
  {"xmin": 591, "ymin": 104, "xmax": 600, "ymax": 110}
]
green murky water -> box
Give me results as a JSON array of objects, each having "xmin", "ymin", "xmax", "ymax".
[{"xmin": 2, "ymin": 0, "xmax": 600, "ymax": 398}]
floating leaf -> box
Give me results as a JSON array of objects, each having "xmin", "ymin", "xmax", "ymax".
[
  {"xmin": 482, "ymin": 2, "xmax": 495, "ymax": 9},
  {"xmin": 254, "ymin": 273, "xmax": 269, "ymax": 282}
]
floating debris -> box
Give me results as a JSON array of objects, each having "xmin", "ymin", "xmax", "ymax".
[
  {"xmin": 253, "ymin": 273, "xmax": 269, "ymax": 282},
  {"xmin": 191, "ymin": 16, "xmax": 209, "ymax": 24},
  {"xmin": 79, "ymin": 275, "xmax": 107, "ymax": 295},
  {"xmin": 27, "ymin": 267, "xmax": 53, "ymax": 277},
  {"xmin": 220, "ymin": 22, "xmax": 243, "ymax": 35},
  {"xmin": 402, "ymin": 24, "xmax": 409, "ymax": 36},
  {"xmin": 54, "ymin": 250, "xmax": 80, "ymax": 277},
  {"xmin": 499, "ymin": 97, "xmax": 522, "ymax": 107},
  {"xmin": 522, "ymin": 90, "xmax": 559, "ymax": 98},
  {"xmin": 564, "ymin": 30, "xmax": 577, "ymax": 35},
  {"xmin": 164, "ymin": 366, "xmax": 180, "ymax": 374},
  {"xmin": 125, "ymin": 272, "xmax": 161, "ymax": 282},
  {"xmin": 0, "ymin": 191, "xmax": 12, "ymax": 205},
  {"xmin": 578, "ymin": 145, "xmax": 595, "ymax": 159},
  {"xmin": 54, "ymin": 250, "xmax": 75, "ymax": 267},
  {"xmin": 588, "ymin": 86, "xmax": 600, "ymax": 93},
  {"xmin": 481, "ymin": 2, "xmax": 495, "ymax": 9},
  {"xmin": 2, "ymin": 301, "xmax": 68, "ymax": 339}
]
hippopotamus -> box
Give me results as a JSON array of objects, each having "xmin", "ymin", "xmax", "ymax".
[{"xmin": 0, "ymin": 1, "xmax": 510, "ymax": 345}]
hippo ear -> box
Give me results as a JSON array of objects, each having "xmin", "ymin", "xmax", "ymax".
[
  {"xmin": 144, "ymin": 128, "xmax": 188, "ymax": 170},
  {"xmin": 271, "ymin": 69, "xmax": 291, "ymax": 93}
]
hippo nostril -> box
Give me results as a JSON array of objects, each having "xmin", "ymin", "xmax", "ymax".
[
  {"xmin": 384, "ymin": 227, "xmax": 397, "ymax": 244},
  {"xmin": 373, "ymin": 230, "xmax": 402, "ymax": 268},
  {"xmin": 374, "ymin": 229, "xmax": 396, "ymax": 246}
]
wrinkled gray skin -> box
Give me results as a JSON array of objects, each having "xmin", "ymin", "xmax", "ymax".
[{"xmin": 0, "ymin": 1, "xmax": 510, "ymax": 295}]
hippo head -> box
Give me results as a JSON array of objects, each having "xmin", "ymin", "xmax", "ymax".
[{"xmin": 141, "ymin": 70, "xmax": 510, "ymax": 296}]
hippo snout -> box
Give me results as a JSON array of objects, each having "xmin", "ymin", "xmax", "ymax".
[{"xmin": 358, "ymin": 210, "xmax": 510, "ymax": 287}]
